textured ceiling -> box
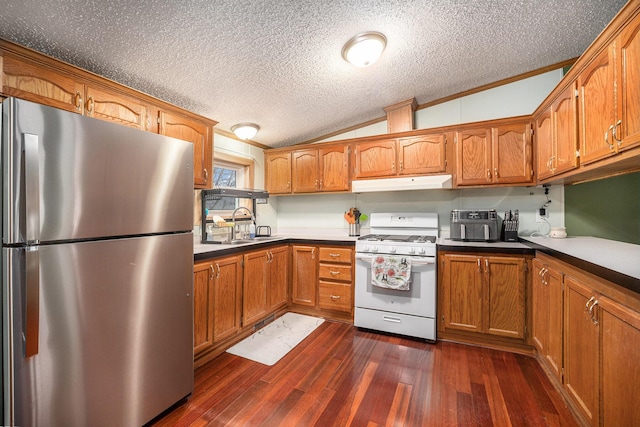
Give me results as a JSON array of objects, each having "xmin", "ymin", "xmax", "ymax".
[{"xmin": 0, "ymin": 0, "xmax": 629, "ymax": 147}]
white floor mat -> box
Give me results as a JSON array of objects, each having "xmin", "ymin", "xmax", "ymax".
[{"xmin": 226, "ymin": 312, "xmax": 325, "ymax": 366}]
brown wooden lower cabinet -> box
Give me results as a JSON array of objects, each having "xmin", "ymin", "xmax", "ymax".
[
  {"xmin": 563, "ymin": 276, "xmax": 599, "ymax": 427},
  {"xmin": 439, "ymin": 252, "xmax": 528, "ymax": 347},
  {"xmin": 291, "ymin": 245, "xmax": 318, "ymax": 306},
  {"xmin": 193, "ymin": 255, "xmax": 242, "ymax": 360},
  {"xmin": 532, "ymin": 253, "xmax": 640, "ymax": 427},
  {"xmin": 531, "ymin": 258, "xmax": 563, "ymax": 381}
]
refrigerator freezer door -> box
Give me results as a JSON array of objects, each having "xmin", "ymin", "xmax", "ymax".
[
  {"xmin": 2, "ymin": 97, "xmax": 194, "ymax": 245},
  {"xmin": 3, "ymin": 233, "xmax": 193, "ymax": 427}
]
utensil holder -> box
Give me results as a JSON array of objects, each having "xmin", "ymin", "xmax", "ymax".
[{"xmin": 349, "ymin": 223, "xmax": 360, "ymax": 236}]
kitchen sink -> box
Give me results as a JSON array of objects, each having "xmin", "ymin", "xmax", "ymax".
[{"xmin": 229, "ymin": 236, "xmax": 276, "ymax": 244}]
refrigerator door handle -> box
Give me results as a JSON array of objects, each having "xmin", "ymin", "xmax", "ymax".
[
  {"xmin": 24, "ymin": 246, "xmax": 40, "ymax": 357},
  {"xmin": 24, "ymin": 133, "xmax": 40, "ymax": 244}
]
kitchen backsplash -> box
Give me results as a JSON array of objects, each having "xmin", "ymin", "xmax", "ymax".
[{"xmin": 272, "ymin": 185, "xmax": 563, "ymax": 238}]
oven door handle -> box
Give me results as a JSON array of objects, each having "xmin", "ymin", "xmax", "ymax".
[{"xmin": 355, "ymin": 254, "xmax": 435, "ymax": 265}]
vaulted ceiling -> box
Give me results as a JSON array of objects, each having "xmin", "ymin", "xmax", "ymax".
[{"xmin": 0, "ymin": 0, "xmax": 629, "ymax": 147}]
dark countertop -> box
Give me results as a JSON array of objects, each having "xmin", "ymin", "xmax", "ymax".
[
  {"xmin": 194, "ymin": 234, "xmax": 356, "ymax": 261},
  {"xmin": 193, "ymin": 234, "xmax": 640, "ymax": 294}
]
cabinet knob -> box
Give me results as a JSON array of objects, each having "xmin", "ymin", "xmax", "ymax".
[
  {"xmin": 86, "ymin": 96, "xmax": 94, "ymax": 114},
  {"xmin": 74, "ymin": 92, "xmax": 83, "ymax": 111}
]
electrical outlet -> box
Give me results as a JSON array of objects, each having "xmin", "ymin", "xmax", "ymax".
[{"xmin": 536, "ymin": 208, "xmax": 548, "ymax": 223}]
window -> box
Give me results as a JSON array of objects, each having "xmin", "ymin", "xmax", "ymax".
[{"xmin": 207, "ymin": 152, "xmax": 255, "ymax": 217}]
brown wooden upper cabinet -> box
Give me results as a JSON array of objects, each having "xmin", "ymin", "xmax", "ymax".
[
  {"xmin": 353, "ymin": 133, "xmax": 446, "ymax": 180},
  {"xmin": 578, "ymin": 16, "xmax": 640, "ymax": 165},
  {"xmin": 292, "ymin": 146, "xmax": 350, "ymax": 193},
  {"xmin": 1, "ymin": 47, "xmax": 216, "ymax": 189},
  {"xmin": 159, "ymin": 111, "xmax": 212, "ymax": 189},
  {"xmin": 535, "ymin": 83, "xmax": 579, "ymax": 181},
  {"xmin": 265, "ymin": 151, "xmax": 292, "ymax": 194},
  {"xmin": 1, "ymin": 53, "xmax": 150, "ymax": 130},
  {"xmin": 455, "ymin": 119, "xmax": 533, "ymax": 186}
]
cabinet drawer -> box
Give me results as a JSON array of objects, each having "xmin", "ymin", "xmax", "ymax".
[
  {"xmin": 319, "ymin": 263, "xmax": 352, "ymax": 282},
  {"xmin": 318, "ymin": 247, "xmax": 352, "ymax": 263},
  {"xmin": 319, "ymin": 282, "xmax": 352, "ymax": 313}
]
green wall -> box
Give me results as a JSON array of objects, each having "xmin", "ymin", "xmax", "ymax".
[{"xmin": 564, "ymin": 172, "xmax": 640, "ymax": 244}]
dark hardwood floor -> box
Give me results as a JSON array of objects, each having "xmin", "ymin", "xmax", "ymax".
[{"xmin": 150, "ymin": 321, "xmax": 578, "ymax": 426}]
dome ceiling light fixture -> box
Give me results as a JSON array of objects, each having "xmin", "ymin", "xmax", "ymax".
[
  {"xmin": 231, "ymin": 122, "xmax": 260, "ymax": 140},
  {"xmin": 342, "ymin": 31, "xmax": 387, "ymax": 68}
]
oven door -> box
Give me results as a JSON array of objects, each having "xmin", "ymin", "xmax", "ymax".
[{"xmin": 354, "ymin": 254, "xmax": 436, "ymax": 318}]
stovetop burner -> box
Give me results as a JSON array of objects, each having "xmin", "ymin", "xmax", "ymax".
[{"xmin": 358, "ymin": 234, "xmax": 436, "ymax": 244}]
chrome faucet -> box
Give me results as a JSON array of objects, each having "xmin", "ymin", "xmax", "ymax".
[{"xmin": 231, "ymin": 206, "xmax": 255, "ymax": 240}]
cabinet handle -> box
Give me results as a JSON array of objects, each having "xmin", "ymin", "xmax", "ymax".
[
  {"xmin": 484, "ymin": 258, "xmax": 489, "ymax": 273},
  {"xmin": 311, "ymin": 247, "xmax": 315, "ymax": 260},
  {"xmin": 86, "ymin": 96, "xmax": 94, "ymax": 114},
  {"xmin": 613, "ymin": 119, "xmax": 623, "ymax": 145},
  {"xmin": 209, "ymin": 265, "xmax": 215, "ymax": 280},
  {"xmin": 319, "ymin": 179, "xmax": 323, "ymax": 189},
  {"xmin": 329, "ymin": 270, "xmax": 340, "ymax": 276},
  {"xmin": 605, "ymin": 125, "xmax": 615, "ymax": 149},
  {"xmin": 477, "ymin": 258, "xmax": 481, "ymax": 273},
  {"xmin": 74, "ymin": 91, "xmax": 83, "ymax": 111},
  {"xmin": 267, "ymin": 251, "xmax": 273, "ymax": 263},
  {"xmin": 494, "ymin": 168, "xmax": 498, "ymax": 179},
  {"xmin": 585, "ymin": 296, "xmax": 596, "ymax": 312},
  {"xmin": 391, "ymin": 161, "xmax": 395, "ymax": 172},
  {"xmin": 287, "ymin": 181, "xmax": 290, "ymax": 188},
  {"xmin": 215, "ymin": 263, "xmax": 221, "ymax": 279},
  {"xmin": 315, "ymin": 179, "xmax": 318, "ymax": 189},
  {"xmin": 588, "ymin": 299, "xmax": 599, "ymax": 325},
  {"xmin": 329, "ymin": 253, "xmax": 341, "ymax": 258},
  {"xmin": 549, "ymin": 156, "xmax": 556, "ymax": 173},
  {"xmin": 487, "ymin": 169, "xmax": 491, "ymax": 180},
  {"xmin": 330, "ymin": 295, "xmax": 341, "ymax": 301},
  {"xmin": 399, "ymin": 160, "xmax": 403, "ymax": 171}
]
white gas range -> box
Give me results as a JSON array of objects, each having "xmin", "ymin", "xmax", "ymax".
[{"xmin": 354, "ymin": 212, "xmax": 438, "ymax": 341}]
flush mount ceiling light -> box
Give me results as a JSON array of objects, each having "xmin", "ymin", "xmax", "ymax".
[
  {"xmin": 231, "ymin": 122, "xmax": 260, "ymax": 140},
  {"xmin": 342, "ymin": 31, "xmax": 387, "ymax": 67}
]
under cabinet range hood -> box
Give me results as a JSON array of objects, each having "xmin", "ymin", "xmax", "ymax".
[{"xmin": 351, "ymin": 175, "xmax": 453, "ymax": 193}]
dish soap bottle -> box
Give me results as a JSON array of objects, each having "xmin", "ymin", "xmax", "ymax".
[{"xmin": 249, "ymin": 222, "xmax": 256, "ymax": 239}]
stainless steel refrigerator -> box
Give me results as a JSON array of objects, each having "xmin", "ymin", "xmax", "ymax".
[{"xmin": 1, "ymin": 98, "xmax": 195, "ymax": 426}]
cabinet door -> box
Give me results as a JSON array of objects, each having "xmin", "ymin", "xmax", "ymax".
[
  {"xmin": 552, "ymin": 83, "xmax": 580, "ymax": 175},
  {"xmin": 492, "ymin": 122, "xmax": 533, "ymax": 184},
  {"xmin": 159, "ymin": 111, "xmax": 212, "ymax": 188},
  {"xmin": 564, "ymin": 277, "xmax": 599, "ymax": 426},
  {"xmin": 85, "ymin": 85, "xmax": 149, "ymax": 130},
  {"xmin": 484, "ymin": 256, "xmax": 526, "ymax": 338},
  {"xmin": 213, "ymin": 256, "xmax": 243, "ymax": 343},
  {"xmin": 615, "ymin": 19, "xmax": 640, "ymax": 152},
  {"xmin": 1, "ymin": 53, "xmax": 84, "ymax": 113},
  {"xmin": 455, "ymin": 128, "xmax": 491, "ymax": 185},
  {"xmin": 193, "ymin": 261, "xmax": 214, "ymax": 357},
  {"xmin": 243, "ymin": 251, "xmax": 268, "ymax": 325},
  {"xmin": 535, "ymin": 108, "xmax": 554, "ymax": 181},
  {"xmin": 319, "ymin": 145, "xmax": 350, "ymax": 192},
  {"xmin": 267, "ymin": 246, "xmax": 289, "ymax": 311},
  {"xmin": 398, "ymin": 134, "xmax": 446, "ymax": 175},
  {"xmin": 531, "ymin": 259, "xmax": 549, "ymax": 354},
  {"xmin": 441, "ymin": 254, "xmax": 483, "ymax": 333},
  {"xmin": 353, "ymin": 140, "xmax": 397, "ymax": 179},
  {"xmin": 599, "ymin": 296, "xmax": 640, "ymax": 426},
  {"xmin": 545, "ymin": 266, "xmax": 564, "ymax": 381},
  {"xmin": 291, "ymin": 245, "xmax": 317, "ymax": 306},
  {"xmin": 578, "ymin": 46, "xmax": 616, "ymax": 166},
  {"xmin": 265, "ymin": 151, "xmax": 292, "ymax": 194},
  {"xmin": 292, "ymin": 149, "xmax": 319, "ymax": 193}
]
